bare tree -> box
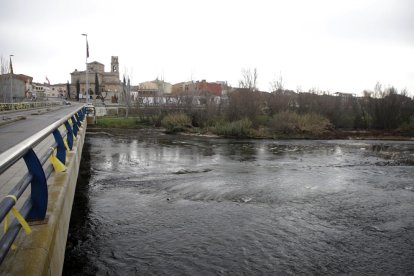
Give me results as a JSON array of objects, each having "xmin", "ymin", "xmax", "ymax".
[
  {"xmin": 373, "ymin": 81, "xmax": 384, "ymax": 98},
  {"xmin": 270, "ymin": 72, "xmax": 284, "ymax": 93},
  {"xmin": 157, "ymin": 74, "xmax": 165, "ymax": 95},
  {"xmin": 239, "ymin": 68, "xmax": 258, "ymax": 91},
  {"xmin": 1, "ymin": 56, "xmax": 10, "ymax": 102},
  {"xmin": 227, "ymin": 89, "xmax": 262, "ymax": 123},
  {"xmin": 400, "ymin": 88, "xmax": 409, "ymax": 97},
  {"xmin": 362, "ymin": 90, "xmax": 372, "ymax": 98},
  {"xmin": 100, "ymin": 90, "xmax": 108, "ymax": 104},
  {"xmin": 122, "ymin": 75, "xmax": 131, "ymax": 118}
]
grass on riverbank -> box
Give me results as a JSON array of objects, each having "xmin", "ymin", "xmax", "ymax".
[{"xmin": 96, "ymin": 116, "xmax": 146, "ymax": 128}]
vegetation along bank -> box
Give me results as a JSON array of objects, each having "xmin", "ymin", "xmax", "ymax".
[{"xmin": 91, "ymin": 87, "xmax": 414, "ymax": 140}]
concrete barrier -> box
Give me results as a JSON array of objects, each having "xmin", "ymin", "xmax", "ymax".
[
  {"xmin": 0, "ymin": 121, "xmax": 87, "ymax": 275},
  {"xmin": 0, "ymin": 101, "xmax": 63, "ymax": 112}
]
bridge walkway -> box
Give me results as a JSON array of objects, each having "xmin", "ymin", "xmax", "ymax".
[{"xmin": 0, "ymin": 106, "xmax": 87, "ymax": 275}]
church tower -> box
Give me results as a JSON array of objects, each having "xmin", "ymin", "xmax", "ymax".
[{"xmin": 111, "ymin": 56, "xmax": 119, "ymax": 75}]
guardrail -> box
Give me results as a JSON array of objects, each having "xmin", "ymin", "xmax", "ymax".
[{"xmin": 0, "ymin": 105, "xmax": 87, "ymax": 264}]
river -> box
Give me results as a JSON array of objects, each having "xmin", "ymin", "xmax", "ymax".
[{"xmin": 63, "ymin": 130, "xmax": 414, "ymax": 275}]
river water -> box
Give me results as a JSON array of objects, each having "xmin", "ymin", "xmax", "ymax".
[{"xmin": 63, "ymin": 130, "xmax": 414, "ymax": 275}]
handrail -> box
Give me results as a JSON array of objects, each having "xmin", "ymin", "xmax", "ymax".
[
  {"xmin": 0, "ymin": 105, "xmax": 87, "ymax": 264},
  {"xmin": 0, "ymin": 106, "xmax": 85, "ymax": 175}
]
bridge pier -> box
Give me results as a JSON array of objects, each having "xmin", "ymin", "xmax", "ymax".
[{"xmin": 0, "ymin": 120, "xmax": 87, "ymax": 275}]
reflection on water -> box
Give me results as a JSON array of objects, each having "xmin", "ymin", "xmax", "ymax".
[{"xmin": 64, "ymin": 132, "xmax": 414, "ymax": 275}]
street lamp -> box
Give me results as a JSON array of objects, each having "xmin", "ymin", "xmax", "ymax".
[
  {"xmin": 9, "ymin": 55, "xmax": 14, "ymax": 103},
  {"xmin": 81, "ymin": 34, "xmax": 89, "ymax": 103}
]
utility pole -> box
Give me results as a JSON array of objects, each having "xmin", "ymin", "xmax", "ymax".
[{"xmin": 81, "ymin": 34, "xmax": 89, "ymax": 103}]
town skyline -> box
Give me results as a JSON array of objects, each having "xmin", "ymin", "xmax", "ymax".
[
  {"xmin": 1, "ymin": 0, "xmax": 413, "ymax": 95},
  {"xmin": 3, "ymin": 55, "xmax": 413, "ymax": 96}
]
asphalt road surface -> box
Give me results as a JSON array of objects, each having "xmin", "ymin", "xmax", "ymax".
[{"xmin": 0, "ymin": 103, "xmax": 84, "ymax": 154}]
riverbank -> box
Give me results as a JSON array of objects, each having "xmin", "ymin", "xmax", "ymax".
[
  {"xmin": 315, "ymin": 129, "xmax": 414, "ymax": 140},
  {"xmin": 92, "ymin": 115, "xmax": 413, "ymax": 140},
  {"xmin": 87, "ymin": 124, "xmax": 413, "ymax": 141}
]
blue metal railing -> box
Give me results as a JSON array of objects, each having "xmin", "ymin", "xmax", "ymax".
[{"xmin": 0, "ymin": 105, "xmax": 87, "ymax": 264}]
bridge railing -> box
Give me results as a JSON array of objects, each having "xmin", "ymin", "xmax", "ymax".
[{"xmin": 0, "ymin": 105, "xmax": 87, "ymax": 264}]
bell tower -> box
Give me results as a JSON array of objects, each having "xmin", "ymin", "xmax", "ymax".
[{"xmin": 111, "ymin": 56, "xmax": 119, "ymax": 75}]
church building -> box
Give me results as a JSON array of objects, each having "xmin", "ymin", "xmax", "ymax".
[{"xmin": 70, "ymin": 56, "xmax": 121, "ymax": 99}]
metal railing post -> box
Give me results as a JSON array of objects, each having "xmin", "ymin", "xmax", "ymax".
[
  {"xmin": 71, "ymin": 116, "xmax": 79, "ymax": 138},
  {"xmin": 23, "ymin": 149, "xmax": 47, "ymax": 220},
  {"xmin": 78, "ymin": 110, "xmax": 83, "ymax": 122},
  {"xmin": 74, "ymin": 113, "xmax": 81, "ymax": 127},
  {"xmin": 64, "ymin": 121, "xmax": 74, "ymax": 150},
  {"xmin": 52, "ymin": 129, "xmax": 66, "ymax": 164}
]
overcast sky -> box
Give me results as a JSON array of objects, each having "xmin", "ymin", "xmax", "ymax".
[{"xmin": 1, "ymin": 0, "xmax": 413, "ymax": 94}]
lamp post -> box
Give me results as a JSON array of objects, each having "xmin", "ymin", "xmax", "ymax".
[
  {"xmin": 81, "ymin": 34, "xmax": 89, "ymax": 103},
  {"xmin": 9, "ymin": 54, "xmax": 14, "ymax": 103}
]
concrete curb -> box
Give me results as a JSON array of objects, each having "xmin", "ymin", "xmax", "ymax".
[
  {"xmin": 0, "ymin": 105, "xmax": 65, "ymax": 127},
  {"xmin": 0, "ymin": 116, "xmax": 26, "ymax": 126},
  {"xmin": 0, "ymin": 102, "xmax": 62, "ymax": 115}
]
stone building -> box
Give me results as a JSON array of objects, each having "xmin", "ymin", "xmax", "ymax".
[
  {"xmin": 172, "ymin": 80, "xmax": 223, "ymax": 96},
  {"xmin": 50, "ymin": 83, "xmax": 68, "ymax": 98},
  {"xmin": 31, "ymin": 83, "xmax": 66, "ymax": 99},
  {"xmin": 171, "ymin": 81, "xmax": 193, "ymax": 95},
  {"xmin": 0, "ymin": 73, "xmax": 33, "ymax": 102},
  {"xmin": 194, "ymin": 80, "xmax": 222, "ymax": 96},
  {"xmin": 70, "ymin": 56, "xmax": 121, "ymax": 100},
  {"xmin": 137, "ymin": 79, "xmax": 172, "ymax": 97},
  {"xmin": 31, "ymin": 83, "xmax": 50, "ymax": 100}
]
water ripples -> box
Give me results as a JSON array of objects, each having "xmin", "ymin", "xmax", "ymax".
[{"xmin": 64, "ymin": 135, "xmax": 414, "ymax": 275}]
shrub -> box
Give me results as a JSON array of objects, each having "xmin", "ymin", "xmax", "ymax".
[
  {"xmin": 161, "ymin": 113, "xmax": 192, "ymax": 133},
  {"xmin": 271, "ymin": 111, "xmax": 331, "ymax": 135},
  {"xmin": 212, "ymin": 118, "xmax": 253, "ymax": 137},
  {"xmin": 270, "ymin": 111, "xmax": 301, "ymax": 133},
  {"xmin": 139, "ymin": 114, "xmax": 162, "ymax": 126},
  {"xmin": 399, "ymin": 117, "xmax": 414, "ymax": 136}
]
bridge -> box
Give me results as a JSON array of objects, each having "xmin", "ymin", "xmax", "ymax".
[{"xmin": 0, "ymin": 102, "xmax": 90, "ymax": 275}]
